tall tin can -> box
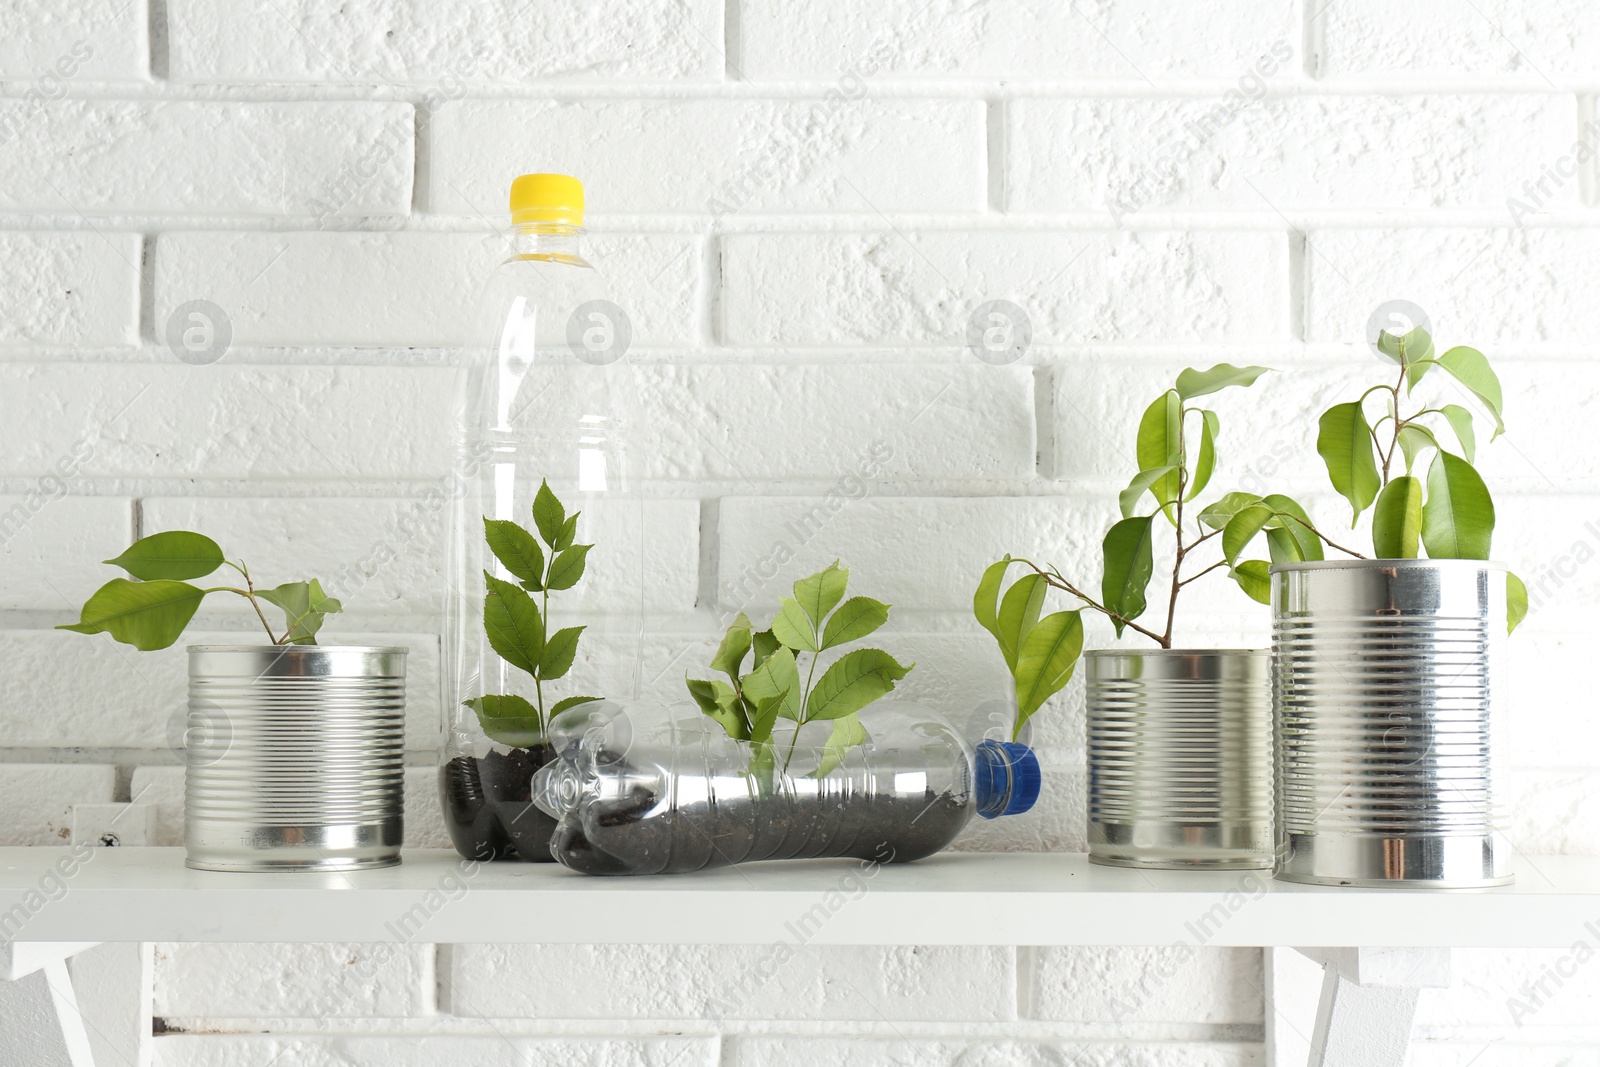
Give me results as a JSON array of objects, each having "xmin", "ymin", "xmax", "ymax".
[
  {"xmin": 1086, "ymin": 649, "xmax": 1273, "ymax": 869},
  {"xmin": 1272, "ymin": 559, "xmax": 1512, "ymax": 888},
  {"xmin": 184, "ymin": 645, "xmax": 407, "ymax": 872}
]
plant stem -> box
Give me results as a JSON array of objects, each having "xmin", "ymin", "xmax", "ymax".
[
  {"xmin": 1282, "ymin": 515, "xmax": 1368, "ymax": 559},
  {"xmin": 1022, "ymin": 563, "xmax": 1166, "ymax": 645}
]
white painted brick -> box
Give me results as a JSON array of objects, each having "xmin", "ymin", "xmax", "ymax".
[
  {"xmin": 0, "ymin": 764, "xmax": 115, "ymax": 845},
  {"xmin": 1028, "ymin": 946, "xmax": 1265, "ymax": 1023},
  {"xmin": 141, "ymin": 496, "xmax": 699, "ymax": 616},
  {"xmin": 167, "ymin": 0, "xmax": 722, "ymax": 82},
  {"xmin": 0, "ymin": 101, "xmax": 412, "ymax": 216},
  {"xmin": 431, "ymin": 99, "xmax": 986, "ymax": 216},
  {"xmin": 1320, "ymin": 0, "xmax": 1600, "ymax": 77},
  {"xmin": 129, "ymin": 766, "xmax": 183, "ymax": 845},
  {"xmin": 740, "ymin": 0, "xmax": 1297, "ymax": 80},
  {"xmin": 155, "ymin": 231, "xmax": 699, "ymax": 348},
  {"xmin": 445, "ymin": 944, "xmax": 1013, "ymax": 1021},
  {"xmin": 152, "ymin": 1036, "xmax": 716, "ymax": 1067},
  {"xmin": 726, "ymin": 1037, "xmax": 1261, "ymax": 1066},
  {"xmin": 722, "ymin": 231, "xmax": 1287, "ymax": 346},
  {"xmin": 1305, "ymin": 230, "xmax": 1600, "ymax": 346},
  {"xmin": 1507, "ymin": 768, "xmax": 1600, "ymax": 854},
  {"xmin": 403, "ymin": 765, "xmax": 448, "ymax": 848},
  {"xmin": 0, "ymin": 232, "xmax": 140, "ymax": 348},
  {"xmin": 0, "ymin": 364, "xmax": 455, "ymax": 481},
  {"xmin": 153, "ymin": 943, "xmax": 429, "ymax": 1017},
  {"xmin": 1409, "ymin": 1045, "xmax": 1600, "ymax": 1067},
  {"xmin": 0, "ymin": 1, "xmax": 146, "ymax": 80},
  {"xmin": 1416, "ymin": 948, "xmax": 1600, "ymax": 1030},
  {"xmin": 2, "ymin": 630, "xmax": 441, "ymax": 750},
  {"xmin": 0, "ymin": 495, "xmax": 131, "ymax": 610},
  {"xmin": 1010, "ymin": 95, "xmax": 1578, "ymax": 214}
]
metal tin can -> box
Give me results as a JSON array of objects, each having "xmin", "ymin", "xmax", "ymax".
[
  {"xmin": 1272, "ymin": 559, "xmax": 1512, "ymax": 888},
  {"xmin": 1086, "ymin": 649, "xmax": 1273, "ymax": 869},
  {"xmin": 184, "ymin": 645, "xmax": 407, "ymax": 872}
]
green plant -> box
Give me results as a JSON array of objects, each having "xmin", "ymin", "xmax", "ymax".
[
  {"xmin": 976, "ymin": 364, "xmax": 1321, "ymax": 735},
  {"xmin": 688, "ymin": 561, "xmax": 914, "ymax": 776},
  {"xmin": 58, "ymin": 530, "xmax": 342, "ymax": 650},
  {"xmin": 465, "ymin": 480, "xmax": 601, "ymax": 747}
]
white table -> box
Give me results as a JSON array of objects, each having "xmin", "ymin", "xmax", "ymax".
[{"xmin": 5, "ymin": 847, "xmax": 1597, "ymax": 1065}]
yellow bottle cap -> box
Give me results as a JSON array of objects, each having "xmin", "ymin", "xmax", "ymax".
[{"xmin": 509, "ymin": 173, "xmax": 584, "ymax": 227}]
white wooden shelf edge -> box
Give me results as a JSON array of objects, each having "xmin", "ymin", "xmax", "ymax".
[{"xmin": 3, "ymin": 848, "xmax": 1597, "ymax": 948}]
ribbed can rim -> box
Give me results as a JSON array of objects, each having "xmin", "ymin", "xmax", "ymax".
[
  {"xmin": 187, "ymin": 644, "xmax": 409, "ymax": 654},
  {"xmin": 1269, "ymin": 558, "xmax": 1507, "ymax": 574},
  {"xmin": 1084, "ymin": 647, "xmax": 1268, "ymax": 657}
]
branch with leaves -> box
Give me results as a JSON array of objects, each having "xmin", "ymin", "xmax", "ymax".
[
  {"xmin": 465, "ymin": 480, "xmax": 602, "ymax": 747},
  {"xmin": 688, "ymin": 561, "xmax": 914, "ymax": 778},
  {"xmin": 59, "ymin": 530, "xmax": 342, "ymax": 650}
]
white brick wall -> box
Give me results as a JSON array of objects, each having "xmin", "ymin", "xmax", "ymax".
[{"xmin": 5, "ymin": 0, "xmax": 1600, "ymax": 1062}]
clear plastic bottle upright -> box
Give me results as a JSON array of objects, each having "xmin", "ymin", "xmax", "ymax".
[{"xmin": 440, "ymin": 174, "xmax": 645, "ymax": 863}]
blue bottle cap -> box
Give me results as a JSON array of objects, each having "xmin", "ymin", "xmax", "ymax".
[{"xmin": 973, "ymin": 740, "xmax": 1042, "ymax": 819}]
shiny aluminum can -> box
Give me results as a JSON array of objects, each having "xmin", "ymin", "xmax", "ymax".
[
  {"xmin": 1272, "ymin": 559, "xmax": 1512, "ymax": 888},
  {"xmin": 1086, "ymin": 649, "xmax": 1273, "ymax": 869},
  {"xmin": 184, "ymin": 645, "xmax": 407, "ymax": 872}
]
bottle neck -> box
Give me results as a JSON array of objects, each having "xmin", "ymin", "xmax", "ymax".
[{"xmin": 510, "ymin": 223, "xmax": 583, "ymax": 259}]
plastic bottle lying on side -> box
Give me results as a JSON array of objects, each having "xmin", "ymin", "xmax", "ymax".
[{"xmin": 529, "ymin": 701, "xmax": 1041, "ymax": 875}]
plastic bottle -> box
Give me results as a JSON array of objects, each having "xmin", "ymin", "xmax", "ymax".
[
  {"xmin": 440, "ymin": 174, "xmax": 645, "ymax": 863},
  {"xmin": 529, "ymin": 701, "xmax": 1041, "ymax": 875}
]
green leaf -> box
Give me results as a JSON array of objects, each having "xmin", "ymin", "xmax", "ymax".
[
  {"xmin": 794, "ymin": 561, "xmax": 849, "ymax": 630},
  {"xmin": 1440, "ymin": 404, "xmax": 1477, "ymax": 463},
  {"xmin": 1222, "ymin": 503, "xmax": 1275, "ymax": 567},
  {"xmin": 1437, "ymin": 346, "xmax": 1505, "ymax": 439},
  {"xmin": 1317, "ymin": 401, "xmax": 1381, "ymax": 525},
  {"xmin": 464, "ymin": 694, "xmax": 546, "ymax": 747},
  {"xmin": 748, "ymin": 689, "xmax": 790, "ymax": 745},
  {"xmin": 1230, "ymin": 560, "xmax": 1272, "ymax": 604},
  {"xmin": 550, "ymin": 694, "xmax": 602, "ymax": 717},
  {"xmin": 1372, "ymin": 475, "xmax": 1424, "ymax": 559},
  {"xmin": 744, "ymin": 645, "xmax": 800, "ymax": 721},
  {"xmin": 545, "ymin": 544, "xmax": 592, "ymax": 591},
  {"xmin": 973, "ymin": 556, "xmax": 1014, "ymax": 641},
  {"xmin": 1396, "ymin": 424, "xmax": 1438, "ymax": 474},
  {"xmin": 805, "ymin": 648, "xmax": 913, "ymax": 722},
  {"xmin": 555, "ymin": 513, "xmax": 579, "ymax": 551},
  {"xmin": 820, "ymin": 596, "xmax": 890, "ymax": 649},
  {"xmin": 1101, "ymin": 515, "xmax": 1155, "ymax": 635},
  {"xmin": 770, "ymin": 597, "xmax": 818, "ymax": 652},
  {"xmin": 1175, "ymin": 363, "xmax": 1271, "ymax": 400},
  {"xmin": 710, "ymin": 613, "xmax": 754, "ymax": 683},
  {"xmin": 1013, "ymin": 610, "xmax": 1083, "ymax": 735},
  {"xmin": 1136, "ymin": 390, "xmax": 1183, "ymax": 514},
  {"xmin": 1119, "ymin": 465, "xmax": 1177, "ymax": 519},
  {"xmin": 750, "ymin": 629, "xmax": 780, "ymax": 669},
  {"xmin": 1507, "ymin": 572, "xmax": 1528, "ymax": 634},
  {"xmin": 256, "ymin": 579, "xmax": 342, "ymax": 645},
  {"xmin": 688, "ymin": 677, "xmax": 747, "ymax": 739},
  {"xmin": 483, "ymin": 518, "xmax": 544, "ymax": 585},
  {"xmin": 532, "ymin": 480, "xmax": 565, "ymax": 546},
  {"xmin": 1376, "ymin": 327, "xmax": 1435, "ymax": 391},
  {"xmin": 483, "ymin": 571, "xmax": 543, "ymax": 674},
  {"xmin": 1421, "ymin": 451, "xmax": 1495, "ymax": 560},
  {"xmin": 57, "ymin": 578, "xmax": 207, "ymax": 651},
  {"xmin": 1260, "ymin": 494, "xmax": 1323, "ymax": 562},
  {"xmin": 1198, "ymin": 492, "xmax": 1263, "ymax": 531},
  {"xmin": 810, "ymin": 711, "xmax": 867, "ymax": 779},
  {"xmin": 539, "ymin": 625, "xmax": 584, "ymax": 680},
  {"xmin": 996, "ymin": 573, "xmax": 1047, "ymax": 672},
  {"xmin": 102, "ymin": 531, "xmax": 225, "ymax": 581},
  {"xmin": 1185, "ymin": 410, "xmax": 1221, "ymax": 502}
]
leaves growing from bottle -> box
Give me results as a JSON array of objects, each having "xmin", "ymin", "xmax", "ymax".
[{"xmin": 467, "ymin": 480, "xmax": 599, "ymax": 747}]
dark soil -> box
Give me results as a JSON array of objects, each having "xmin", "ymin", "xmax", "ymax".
[
  {"xmin": 550, "ymin": 783, "xmax": 972, "ymax": 876},
  {"xmin": 440, "ymin": 746, "xmax": 559, "ymax": 862}
]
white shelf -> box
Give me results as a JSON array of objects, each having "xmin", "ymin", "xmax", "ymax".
[{"xmin": 3, "ymin": 848, "xmax": 1596, "ymax": 947}]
